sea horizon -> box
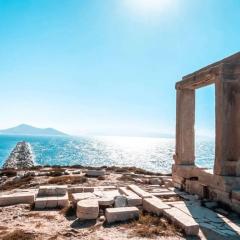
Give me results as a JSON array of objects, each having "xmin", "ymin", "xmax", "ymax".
[{"xmin": 0, "ymin": 134, "xmax": 215, "ymax": 173}]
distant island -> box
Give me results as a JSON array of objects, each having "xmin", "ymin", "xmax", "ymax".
[{"xmin": 0, "ymin": 124, "xmax": 67, "ymax": 136}]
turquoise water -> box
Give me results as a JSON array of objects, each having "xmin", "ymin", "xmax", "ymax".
[{"xmin": 0, "ymin": 135, "xmax": 214, "ymax": 173}]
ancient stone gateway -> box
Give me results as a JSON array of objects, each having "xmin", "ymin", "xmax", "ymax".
[{"xmin": 173, "ymin": 52, "xmax": 240, "ymax": 212}]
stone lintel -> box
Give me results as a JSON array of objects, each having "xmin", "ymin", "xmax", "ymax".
[
  {"xmin": 176, "ymin": 65, "xmax": 219, "ymax": 90},
  {"xmin": 176, "ymin": 52, "xmax": 240, "ymax": 90}
]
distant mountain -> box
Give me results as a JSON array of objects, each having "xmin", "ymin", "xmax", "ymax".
[{"xmin": 0, "ymin": 124, "xmax": 67, "ymax": 136}]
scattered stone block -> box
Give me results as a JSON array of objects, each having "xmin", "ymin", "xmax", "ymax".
[
  {"xmin": 114, "ymin": 196, "xmax": 127, "ymax": 208},
  {"xmin": 97, "ymin": 190, "xmax": 120, "ymax": 206},
  {"xmin": 77, "ymin": 199, "xmax": 99, "ymax": 219},
  {"xmin": 72, "ymin": 170, "xmax": 81, "ymax": 175},
  {"xmin": 96, "ymin": 186, "xmax": 117, "ymax": 191},
  {"xmin": 98, "ymin": 197, "xmax": 114, "ymax": 206},
  {"xmin": 86, "ymin": 170, "xmax": 105, "ymax": 177},
  {"xmin": 68, "ymin": 186, "xmax": 94, "ymax": 193},
  {"xmin": 0, "ymin": 192, "xmax": 35, "ymax": 206},
  {"xmin": 128, "ymin": 185, "xmax": 152, "ymax": 198},
  {"xmin": 72, "ymin": 192, "xmax": 96, "ymax": 204},
  {"xmin": 150, "ymin": 191, "xmax": 178, "ymax": 198},
  {"xmin": 38, "ymin": 185, "xmax": 67, "ymax": 196},
  {"xmin": 105, "ymin": 207, "xmax": 139, "ymax": 223},
  {"xmin": 163, "ymin": 207, "xmax": 199, "ymax": 236},
  {"xmin": 119, "ymin": 187, "xmax": 142, "ymax": 206},
  {"xmin": 35, "ymin": 193, "xmax": 69, "ymax": 209},
  {"xmin": 143, "ymin": 197, "xmax": 170, "ymax": 216}
]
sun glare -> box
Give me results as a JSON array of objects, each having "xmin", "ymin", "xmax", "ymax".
[{"xmin": 123, "ymin": 0, "xmax": 177, "ymax": 17}]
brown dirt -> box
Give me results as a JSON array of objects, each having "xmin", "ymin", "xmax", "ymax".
[
  {"xmin": 48, "ymin": 175, "xmax": 87, "ymax": 185},
  {"xmin": 0, "ymin": 176, "xmax": 34, "ymax": 191}
]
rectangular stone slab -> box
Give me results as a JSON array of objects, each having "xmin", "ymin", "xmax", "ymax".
[
  {"xmin": 68, "ymin": 186, "xmax": 94, "ymax": 193},
  {"xmin": 69, "ymin": 186, "xmax": 117, "ymax": 193},
  {"xmin": 143, "ymin": 197, "xmax": 170, "ymax": 216},
  {"xmin": 163, "ymin": 207, "xmax": 199, "ymax": 236},
  {"xmin": 72, "ymin": 192, "xmax": 96, "ymax": 204},
  {"xmin": 105, "ymin": 207, "xmax": 139, "ymax": 223},
  {"xmin": 0, "ymin": 192, "xmax": 35, "ymax": 206},
  {"xmin": 95, "ymin": 186, "xmax": 117, "ymax": 191},
  {"xmin": 35, "ymin": 193, "xmax": 69, "ymax": 209},
  {"xmin": 128, "ymin": 185, "xmax": 152, "ymax": 198},
  {"xmin": 38, "ymin": 185, "xmax": 67, "ymax": 196},
  {"xmin": 97, "ymin": 190, "xmax": 121, "ymax": 206},
  {"xmin": 150, "ymin": 191, "xmax": 178, "ymax": 198},
  {"xmin": 119, "ymin": 187, "xmax": 142, "ymax": 206}
]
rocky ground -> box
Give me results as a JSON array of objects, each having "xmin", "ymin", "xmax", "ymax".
[
  {"xmin": 0, "ymin": 166, "xmax": 240, "ymax": 240},
  {"xmin": 3, "ymin": 142, "xmax": 34, "ymax": 169}
]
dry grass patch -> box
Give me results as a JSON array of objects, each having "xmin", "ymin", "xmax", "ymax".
[
  {"xmin": 48, "ymin": 175, "xmax": 87, "ymax": 185},
  {"xmin": 2, "ymin": 230, "xmax": 36, "ymax": 240},
  {"xmin": 0, "ymin": 176, "xmax": 33, "ymax": 191},
  {"xmin": 117, "ymin": 174, "xmax": 134, "ymax": 182},
  {"xmin": 97, "ymin": 175, "xmax": 105, "ymax": 180},
  {"xmin": 106, "ymin": 166, "xmax": 170, "ymax": 176},
  {"xmin": 25, "ymin": 212, "xmax": 56, "ymax": 220},
  {"xmin": 127, "ymin": 213, "xmax": 183, "ymax": 238}
]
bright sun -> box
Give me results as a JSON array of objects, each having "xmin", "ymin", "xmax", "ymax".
[{"xmin": 123, "ymin": 0, "xmax": 176, "ymax": 17}]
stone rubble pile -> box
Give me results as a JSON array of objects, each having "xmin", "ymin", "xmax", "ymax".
[
  {"xmin": 1, "ymin": 170, "xmax": 240, "ymax": 239},
  {"xmin": 71, "ymin": 183, "xmax": 200, "ymax": 236},
  {"xmin": 3, "ymin": 142, "xmax": 35, "ymax": 169}
]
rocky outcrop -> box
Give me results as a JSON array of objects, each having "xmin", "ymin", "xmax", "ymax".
[{"xmin": 3, "ymin": 142, "xmax": 35, "ymax": 169}]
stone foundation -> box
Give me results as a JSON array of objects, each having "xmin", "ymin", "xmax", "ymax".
[{"xmin": 172, "ymin": 164, "xmax": 240, "ymax": 213}]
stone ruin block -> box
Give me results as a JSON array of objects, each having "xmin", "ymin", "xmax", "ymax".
[
  {"xmin": 68, "ymin": 186, "xmax": 94, "ymax": 193},
  {"xmin": 163, "ymin": 207, "xmax": 199, "ymax": 236},
  {"xmin": 119, "ymin": 187, "xmax": 142, "ymax": 206},
  {"xmin": 35, "ymin": 185, "xmax": 69, "ymax": 209},
  {"xmin": 77, "ymin": 199, "xmax": 99, "ymax": 220},
  {"xmin": 105, "ymin": 207, "xmax": 139, "ymax": 224},
  {"xmin": 35, "ymin": 194, "xmax": 69, "ymax": 209},
  {"xmin": 72, "ymin": 192, "xmax": 96, "ymax": 205},
  {"xmin": 128, "ymin": 184, "xmax": 152, "ymax": 198},
  {"xmin": 0, "ymin": 192, "xmax": 36, "ymax": 206},
  {"xmin": 143, "ymin": 196, "xmax": 170, "ymax": 216},
  {"xmin": 38, "ymin": 185, "xmax": 67, "ymax": 196}
]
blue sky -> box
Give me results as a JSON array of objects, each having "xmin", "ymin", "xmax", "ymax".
[{"xmin": 0, "ymin": 0, "xmax": 239, "ymax": 136}]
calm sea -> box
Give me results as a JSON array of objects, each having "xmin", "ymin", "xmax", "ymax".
[{"xmin": 0, "ymin": 135, "xmax": 214, "ymax": 173}]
